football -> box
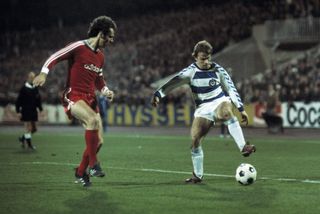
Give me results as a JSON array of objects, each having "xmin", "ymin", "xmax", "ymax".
[{"xmin": 235, "ymin": 163, "xmax": 257, "ymax": 185}]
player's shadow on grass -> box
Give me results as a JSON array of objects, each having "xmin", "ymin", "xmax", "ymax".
[
  {"xmin": 64, "ymin": 191, "xmax": 119, "ymax": 214},
  {"xmin": 200, "ymin": 177, "xmax": 278, "ymax": 208},
  {"xmin": 102, "ymin": 180, "xmax": 201, "ymax": 189}
]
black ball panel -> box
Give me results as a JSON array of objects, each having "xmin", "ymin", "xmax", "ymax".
[
  {"xmin": 239, "ymin": 171, "xmax": 245, "ymax": 177},
  {"xmin": 247, "ymin": 178, "xmax": 254, "ymax": 184}
]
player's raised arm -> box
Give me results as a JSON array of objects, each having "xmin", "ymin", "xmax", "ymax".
[
  {"xmin": 34, "ymin": 41, "xmax": 82, "ymax": 87},
  {"xmin": 151, "ymin": 69, "xmax": 192, "ymax": 107}
]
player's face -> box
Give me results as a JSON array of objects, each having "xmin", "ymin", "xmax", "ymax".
[
  {"xmin": 27, "ymin": 72, "xmax": 35, "ymax": 84},
  {"xmin": 99, "ymin": 28, "xmax": 115, "ymax": 48},
  {"xmin": 195, "ymin": 52, "xmax": 211, "ymax": 69}
]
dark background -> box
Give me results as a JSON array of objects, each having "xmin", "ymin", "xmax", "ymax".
[{"xmin": 1, "ymin": 0, "xmax": 226, "ymax": 32}]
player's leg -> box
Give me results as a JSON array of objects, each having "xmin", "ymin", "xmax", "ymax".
[
  {"xmin": 71, "ymin": 100, "xmax": 100, "ymax": 130},
  {"xmin": 73, "ymin": 114, "xmax": 93, "ymax": 186},
  {"xmin": 96, "ymin": 113, "xmax": 104, "ymax": 154},
  {"xmin": 76, "ymin": 117, "xmax": 103, "ymax": 177},
  {"xmin": 92, "ymin": 114, "xmax": 104, "ymax": 176},
  {"xmin": 186, "ymin": 117, "xmax": 212, "ymax": 183},
  {"xmin": 220, "ymin": 123, "xmax": 225, "ymax": 138},
  {"xmin": 70, "ymin": 100, "xmax": 105, "ymax": 178},
  {"xmin": 30, "ymin": 121, "xmax": 37, "ymax": 134},
  {"xmin": 215, "ymin": 101, "xmax": 255, "ymax": 156},
  {"xmin": 18, "ymin": 122, "xmax": 26, "ymax": 148},
  {"xmin": 74, "ymin": 153, "xmax": 91, "ymax": 187},
  {"xmin": 24, "ymin": 122, "xmax": 35, "ymax": 150}
]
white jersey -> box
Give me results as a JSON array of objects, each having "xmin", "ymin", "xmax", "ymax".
[{"xmin": 155, "ymin": 62, "xmax": 244, "ymax": 112}]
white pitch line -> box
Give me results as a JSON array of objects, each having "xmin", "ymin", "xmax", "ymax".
[
  {"xmin": 8, "ymin": 161, "xmax": 320, "ymax": 184},
  {"xmin": 139, "ymin": 168, "xmax": 235, "ymax": 178}
]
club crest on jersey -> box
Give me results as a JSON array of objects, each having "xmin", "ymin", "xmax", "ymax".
[
  {"xmin": 209, "ymin": 78, "xmax": 217, "ymax": 87},
  {"xmin": 84, "ymin": 64, "xmax": 102, "ymax": 73}
]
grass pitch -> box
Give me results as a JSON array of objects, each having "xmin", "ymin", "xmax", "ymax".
[{"xmin": 0, "ymin": 127, "xmax": 320, "ymax": 214}]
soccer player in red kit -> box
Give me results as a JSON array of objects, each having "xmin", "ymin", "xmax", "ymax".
[{"xmin": 33, "ymin": 16, "xmax": 117, "ymax": 187}]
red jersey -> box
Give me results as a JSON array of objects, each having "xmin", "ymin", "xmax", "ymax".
[{"xmin": 41, "ymin": 40, "xmax": 106, "ymax": 95}]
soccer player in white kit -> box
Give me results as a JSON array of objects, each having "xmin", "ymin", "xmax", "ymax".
[{"xmin": 151, "ymin": 40, "xmax": 256, "ymax": 183}]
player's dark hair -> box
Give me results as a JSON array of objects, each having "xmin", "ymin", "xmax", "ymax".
[
  {"xmin": 87, "ymin": 16, "xmax": 117, "ymax": 37},
  {"xmin": 192, "ymin": 40, "xmax": 213, "ymax": 57}
]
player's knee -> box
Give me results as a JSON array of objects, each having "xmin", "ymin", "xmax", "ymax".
[
  {"xmin": 221, "ymin": 109, "xmax": 233, "ymax": 121},
  {"xmin": 87, "ymin": 115, "xmax": 100, "ymax": 129},
  {"xmin": 218, "ymin": 102, "xmax": 233, "ymax": 121}
]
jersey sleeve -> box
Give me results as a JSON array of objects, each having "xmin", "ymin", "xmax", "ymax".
[
  {"xmin": 154, "ymin": 67, "xmax": 193, "ymax": 99},
  {"xmin": 218, "ymin": 66, "xmax": 244, "ymax": 112},
  {"xmin": 40, "ymin": 42, "xmax": 82, "ymax": 74}
]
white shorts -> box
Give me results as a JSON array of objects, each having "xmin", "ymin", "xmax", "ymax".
[{"xmin": 194, "ymin": 96, "xmax": 231, "ymax": 121}]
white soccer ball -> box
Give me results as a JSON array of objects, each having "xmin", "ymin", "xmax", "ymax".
[{"xmin": 235, "ymin": 163, "xmax": 257, "ymax": 185}]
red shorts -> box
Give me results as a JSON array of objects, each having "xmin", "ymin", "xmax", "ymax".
[{"xmin": 62, "ymin": 88, "xmax": 98, "ymax": 119}]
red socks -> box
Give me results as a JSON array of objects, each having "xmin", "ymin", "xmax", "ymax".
[
  {"xmin": 77, "ymin": 130, "xmax": 99, "ymax": 176},
  {"xmin": 77, "ymin": 150, "xmax": 89, "ymax": 176},
  {"xmin": 85, "ymin": 130, "xmax": 99, "ymax": 167}
]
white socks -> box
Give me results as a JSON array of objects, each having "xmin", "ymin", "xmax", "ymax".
[
  {"xmin": 24, "ymin": 133, "xmax": 31, "ymax": 140},
  {"xmin": 191, "ymin": 146, "xmax": 204, "ymax": 179},
  {"xmin": 190, "ymin": 117, "xmax": 245, "ymax": 179},
  {"xmin": 227, "ymin": 118, "xmax": 246, "ymax": 151}
]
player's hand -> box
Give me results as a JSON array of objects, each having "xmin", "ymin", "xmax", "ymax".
[
  {"xmin": 103, "ymin": 89, "xmax": 114, "ymax": 102},
  {"xmin": 240, "ymin": 111, "xmax": 249, "ymax": 126},
  {"xmin": 151, "ymin": 95, "xmax": 160, "ymax": 107},
  {"xmin": 17, "ymin": 113, "xmax": 22, "ymax": 119},
  {"xmin": 33, "ymin": 73, "xmax": 47, "ymax": 86}
]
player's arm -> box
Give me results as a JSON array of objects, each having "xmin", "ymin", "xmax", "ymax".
[
  {"xmin": 151, "ymin": 69, "xmax": 191, "ymax": 107},
  {"xmin": 15, "ymin": 88, "xmax": 23, "ymax": 114},
  {"xmin": 34, "ymin": 42, "xmax": 79, "ymax": 87},
  {"xmin": 100, "ymin": 86, "xmax": 114, "ymax": 102},
  {"xmin": 95, "ymin": 73, "xmax": 114, "ymax": 102},
  {"xmin": 36, "ymin": 88, "xmax": 43, "ymax": 112},
  {"xmin": 218, "ymin": 66, "xmax": 248, "ymax": 125},
  {"xmin": 15, "ymin": 88, "xmax": 25, "ymax": 119}
]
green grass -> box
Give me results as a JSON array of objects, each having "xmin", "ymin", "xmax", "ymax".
[{"xmin": 1, "ymin": 129, "xmax": 320, "ymax": 214}]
